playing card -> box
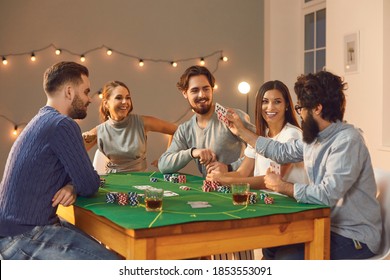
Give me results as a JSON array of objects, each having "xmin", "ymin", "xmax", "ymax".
[
  {"xmin": 270, "ymin": 161, "xmax": 281, "ymax": 175},
  {"xmin": 215, "ymin": 103, "xmax": 229, "ymax": 125},
  {"xmin": 187, "ymin": 201, "xmax": 212, "ymax": 208}
]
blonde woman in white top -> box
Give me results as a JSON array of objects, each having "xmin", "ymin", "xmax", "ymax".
[{"xmin": 207, "ymin": 80, "xmax": 308, "ymax": 189}]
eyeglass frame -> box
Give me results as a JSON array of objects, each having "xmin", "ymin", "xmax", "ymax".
[{"xmin": 294, "ymin": 105, "xmax": 303, "ymax": 115}]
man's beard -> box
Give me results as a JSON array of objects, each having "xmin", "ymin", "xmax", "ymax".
[
  {"xmin": 302, "ymin": 111, "xmax": 320, "ymax": 144},
  {"xmin": 69, "ymin": 94, "xmax": 88, "ymax": 119},
  {"xmin": 190, "ymin": 97, "xmax": 211, "ymax": 115}
]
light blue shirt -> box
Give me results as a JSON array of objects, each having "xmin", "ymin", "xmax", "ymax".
[{"xmin": 255, "ymin": 121, "xmax": 382, "ymax": 253}]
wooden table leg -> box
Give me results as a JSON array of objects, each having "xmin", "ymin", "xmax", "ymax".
[{"xmin": 304, "ymin": 217, "xmax": 330, "ymax": 259}]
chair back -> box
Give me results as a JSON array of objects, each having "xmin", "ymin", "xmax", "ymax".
[
  {"xmin": 92, "ymin": 149, "xmax": 109, "ymax": 175},
  {"xmin": 372, "ymin": 168, "xmax": 390, "ymax": 259}
]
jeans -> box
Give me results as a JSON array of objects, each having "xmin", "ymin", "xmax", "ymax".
[
  {"xmin": 262, "ymin": 231, "xmax": 376, "ymax": 260},
  {"xmin": 0, "ymin": 219, "xmax": 121, "ymax": 260}
]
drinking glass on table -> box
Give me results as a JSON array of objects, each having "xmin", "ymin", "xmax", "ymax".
[
  {"xmin": 231, "ymin": 183, "xmax": 249, "ymax": 205},
  {"xmin": 145, "ymin": 188, "xmax": 164, "ymax": 212}
]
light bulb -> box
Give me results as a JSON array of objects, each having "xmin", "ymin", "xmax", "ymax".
[
  {"xmin": 31, "ymin": 53, "xmax": 36, "ymax": 62},
  {"xmin": 98, "ymin": 93, "xmax": 103, "ymax": 99},
  {"xmin": 55, "ymin": 49, "xmax": 61, "ymax": 55},
  {"xmin": 171, "ymin": 61, "xmax": 178, "ymax": 67},
  {"xmin": 80, "ymin": 55, "xmax": 86, "ymax": 62},
  {"xmin": 139, "ymin": 59, "xmax": 144, "ymax": 67},
  {"xmin": 238, "ymin": 81, "xmax": 250, "ymax": 94},
  {"xmin": 2, "ymin": 56, "xmax": 7, "ymax": 65},
  {"xmin": 106, "ymin": 49, "xmax": 112, "ymax": 56},
  {"xmin": 214, "ymin": 84, "xmax": 218, "ymax": 90},
  {"xmin": 221, "ymin": 56, "xmax": 228, "ymax": 62},
  {"xmin": 12, "ymin": 126, "xmax": 18, "ymax": 136},
  {"xmin": 200, "ymin": 58, "xmax": 205, "ymax": 66}
]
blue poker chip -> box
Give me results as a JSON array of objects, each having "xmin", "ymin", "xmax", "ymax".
[{"xmin": 106, "ymin": 192, "xmax": 117, "ymax": 203}]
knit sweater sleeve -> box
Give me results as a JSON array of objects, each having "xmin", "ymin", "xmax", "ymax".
[{"xmin": 51, "ymin": 118, "xmax": 100, "ymax": 197}]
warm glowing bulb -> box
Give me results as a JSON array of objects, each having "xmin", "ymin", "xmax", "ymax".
[
  {"xmin": 12, "ymin": 126, "xmax": 18, "ymax": 136},
  {"xmin": 200, "ymin": 58, "xmax": 205, "ymax": 66},
  {"xmin": 221, "ymin": 56, "xmax": 228, "ymax": 62},
  {"xmin": 106, "ymin": 49, "xmax": 112, "ymax": 56},
  {"xmin": 80, "ymin": 55, "xmax": 86, "ymax": 62},
  {"xmin": 238, "ymin": 81, "xmax": 250, "ymax": 94},
  {"xmin": 139, "ymin": 59, "xmax": 144, "ymax": 67},
  {"xmin": 55, "ymin": 49, "xmax": 61, "ymax": 55},
  {"xmin": 98, "ymin": 93, "xmax": 103, "ymax": 99},
  {"xmin": 214, "ymin": 84, "xmax": 218, "ymax": 90},
  {"xmin": 2, "ymin": 56, "xmax": 7, "ymax": 65},
  {"xmin": 171, "ymin": 61, "xmax": 178, "ymax": 67},
  {"xmin": 31, "ymin": 53, "xmax": 36, "ymax": 61}
]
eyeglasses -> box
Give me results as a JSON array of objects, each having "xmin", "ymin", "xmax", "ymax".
[{"xmin": 294, "ymin": 105, "xmax": 303, "ymax": 115}]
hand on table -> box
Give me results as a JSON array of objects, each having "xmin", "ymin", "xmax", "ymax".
[{"xmin": 52, "ymin": 184, "xmax": 76, "ymax": 207}]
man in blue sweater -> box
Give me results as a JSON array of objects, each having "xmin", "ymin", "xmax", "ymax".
[{"xmin": 0, "ymin": 61, "xmax": 119, "ymax": 259}]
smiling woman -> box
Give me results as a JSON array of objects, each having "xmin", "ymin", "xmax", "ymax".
[{"xmin": 82, "ymin": 80, "xmax": 177, "ymax": 173}]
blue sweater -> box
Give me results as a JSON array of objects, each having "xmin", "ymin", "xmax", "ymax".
[{"xmin": 0, "ymin": 106, "xmax": 100, "ymax": 236}]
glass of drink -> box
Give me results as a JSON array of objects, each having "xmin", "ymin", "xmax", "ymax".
[
  {"xmin": 145, "ymin": 188, "xmax": 164, "ymax": 212},
  {"xmin": 231, "ymin": 183, "xmax": 249, "ymax": 205}
]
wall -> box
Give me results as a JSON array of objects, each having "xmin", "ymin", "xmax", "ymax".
[
  {"xmin": 326, "ymin": 0, "xmax": 390, "ymax": 169},
  {"xmin": 0, "ymin": 0, "xmax": 264, "ymax": 179},
  {"xmin": 264, "ymin": 0, "xmax": 390, "ymax": 170}
]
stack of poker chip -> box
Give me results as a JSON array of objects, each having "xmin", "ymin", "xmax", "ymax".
[
  {"xmin": 259, "ymin": 192, "xmax": 274, "ymax": 204},
  {"xmin": 150, "ymin": 177, "xmax": 158, "ymax": 183},
  {"xmin": 264, "ymin": 196, "xmax": 274, "ymax": 204},
  {"xmin": 177, "ymin": 174, "xmax": 186, "ymax": 183},
  {"xmin": 217, "ymin": 185, "xmax": 231, "ymax": 193},
  {"xmin": 163, "ymin": 174, "xmax": 172, "ymax": 182},
  {"xmin": 105, "ymin": 192, "xmax": 117, "ymax": 203},
  {"xmin": 248, "ymin": 192, "xmax": 258, "ymax": 204},
  {"xmin": 179, "ymin": 185, "xmax": 191, "ymax": 191},
  {"xmin": 128, "ymin": 191, "xmax": 139, "ymax": 206},
  {"xmin": 99, "ymin": 178, "xmax": 106, "ymax": 188},
  {"xmin": 117, "ymin": 192, "xmax": 129, "ymax": 206},
  {"xmin": 202, "ymin": 180, "xmax": 220, "ymax": 192},
  {"xmin": 169, "ymin": 175, "xmax": 179, "ymax": 183},
  {"xmin": 259, "ymin": 192, "xmax": 269, "ymax": 200}
]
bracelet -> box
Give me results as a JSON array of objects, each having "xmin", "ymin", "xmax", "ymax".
[{"xmin": 190, "ymin": 147, "xmax": 196, "ymax": 158}]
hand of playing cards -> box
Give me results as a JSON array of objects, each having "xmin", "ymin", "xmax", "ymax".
[
  {"xmin": 270, "ymin": 161, "xmax": 281, "ymax": 175},
  {"xmin": 215, "ymin": 103, "xmax": 229, "ymax": 126}
]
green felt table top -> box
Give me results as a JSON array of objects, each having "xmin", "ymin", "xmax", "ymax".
[{"xmin": 75, "ymin": 172, "xmax": 328, "ymax": 230}]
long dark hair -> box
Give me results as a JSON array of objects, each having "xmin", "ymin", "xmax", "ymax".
[{"xmin": 255, "ymin": 80, "xmax": 300, "ymax": 136}]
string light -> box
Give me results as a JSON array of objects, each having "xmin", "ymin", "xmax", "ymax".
[
  {"xmin": 221, "ymin": 55, "xmax": 228, "ymax": 62},
  {"xmin": 0, "ymin": 115, "xmax": 27, "ymax": 138},
  {"xmin": 0, "ymin": 44, "xmax": 227, "ymax": 71},
  {"xmin": 1, "ymin": 45, "xmax": 229, "ymax": 133}
]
